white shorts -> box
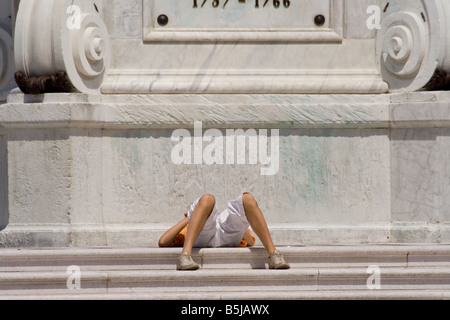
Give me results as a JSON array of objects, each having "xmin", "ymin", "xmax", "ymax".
[{"xmin": 187, "ymin": 194, "xmax": 250, "ymax": 248}]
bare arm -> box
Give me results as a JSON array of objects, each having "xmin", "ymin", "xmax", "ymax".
[
  {"xmin": 242, "ymin": 229, "xmax": 256, "ymax": 247},
  {"xmin": 158, "ymin": 216, "xmax": 189, "ymax": 247}
]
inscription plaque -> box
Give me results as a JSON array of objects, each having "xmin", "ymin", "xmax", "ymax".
[{"xmin": 143, "ymin": 0, "xmax": 342, "ymax": 42}]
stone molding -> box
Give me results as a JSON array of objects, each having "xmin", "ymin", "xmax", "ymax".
[
  {"xmin": 4, "ymin": 91, "xmax": 450, "ymax": 130},
  {"xmin": 1, "ymin": 92, "xmax": 391, "ymax": 130}
]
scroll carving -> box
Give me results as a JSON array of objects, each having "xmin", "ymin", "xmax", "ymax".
[
  {"xmin": 376, "ymin": 0, "xmax": 450, "ymax": 92},
  {"xmin": 14, "ymin": 0, "xmax": 110, "ymax": 94}
]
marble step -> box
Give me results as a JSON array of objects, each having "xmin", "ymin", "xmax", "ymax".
[
  {"xmin": 1, "ymin": 267, "xmax": 450, "ymax": 299},
  {"xmin": 0, "ymin": 245, "xmax": 449, "ymax": 299},
  {"xmin": 1, "ymin": 245, "xmax": 450, "ymax": 271},
  {"xmin": 4, "ymin": 290, "xmax": 450, "ymax": 300}
]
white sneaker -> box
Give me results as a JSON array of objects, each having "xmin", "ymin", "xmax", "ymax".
[
  {"xmin": 268, "ymin": 249, "xmax": 290, "ymax": 269},
  {"xmin": 177, "ymin": 252, "xmax": 200, "ymax": 271}
]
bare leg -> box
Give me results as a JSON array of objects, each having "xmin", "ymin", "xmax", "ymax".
[
  {"xmin": 182, "ymin": 194, "xmax": 216, "ymax": 255},
  {"xmin": 242, "ymin": 193, "xmax": 276, "ymax": 255}
]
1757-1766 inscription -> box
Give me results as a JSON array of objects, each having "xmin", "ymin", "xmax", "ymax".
[
  {"xmin": 149, "ymin": 0, "xmax": 328, "ymax": 33},
  {"xmin": 192, "ymin": 0, "xmax": 291, "ymax": 9}
]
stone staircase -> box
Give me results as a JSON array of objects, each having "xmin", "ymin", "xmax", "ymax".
[{"xmin": 0, "ymin": 244, "xmax": 449, "ymax": 300}]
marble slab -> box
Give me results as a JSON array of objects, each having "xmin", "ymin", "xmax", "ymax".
[
  {"xmin": 8, "ymin": 0, "xmax": 392, "ymax": 94},
  {"xmin": 7, "ymin": 0, "xmax": 450, "ymax": 94},
  {"xmin": 2, "ymin": 92, "xmax": 450, "ymax": 246}
]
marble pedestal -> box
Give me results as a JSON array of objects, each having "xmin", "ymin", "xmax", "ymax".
[
  {"xmin": 0, "ymin": 92, "xmax": 449, "ymax": 247},
  {"xmin": 2, "ymin": 0, "xmax": 450, "ymax": 247}
]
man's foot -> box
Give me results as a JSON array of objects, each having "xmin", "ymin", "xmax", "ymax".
[
  {"xmin": 268, "ymin": 249, "xmax": 290, "ymax": 269},
  {"xmin": 177, "ymin": 252, "xmax": 200, "ymax": 271}
]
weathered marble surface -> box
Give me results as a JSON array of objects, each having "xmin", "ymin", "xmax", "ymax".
[
  {"xmin": 8, "ymin": 0, "xmax": 388, "ymax": 95},
  {"xmin": 390, "ymin": 92, "xmax": 450, "ymax": 242},
  {"xmin": 0, "ymin": 92, "xmax": 449, "ymax": 247},
  {"xmin": 2, "ymin": 0, "xmax": 450, "ymax": 247},
  {"xmin": 4, "ymin": 0, "xmax": 450, "ymax": 96}
]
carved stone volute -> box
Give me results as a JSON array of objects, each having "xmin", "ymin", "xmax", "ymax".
[
  {"xmin": 14, "ymin": 0, "xmax": 110, "ymax": 94},
  {"xmin": 376, "ymin": 0, "xmax": 450, "ymax": 92}
]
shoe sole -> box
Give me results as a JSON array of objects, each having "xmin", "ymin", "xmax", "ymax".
[
  {"xmin": 269, "ymin": 263, "xmax": 291, "ymax": 270},
  {"xmin": 177, "ymin": 264, "xmax": 200, "ymax": 271}
]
